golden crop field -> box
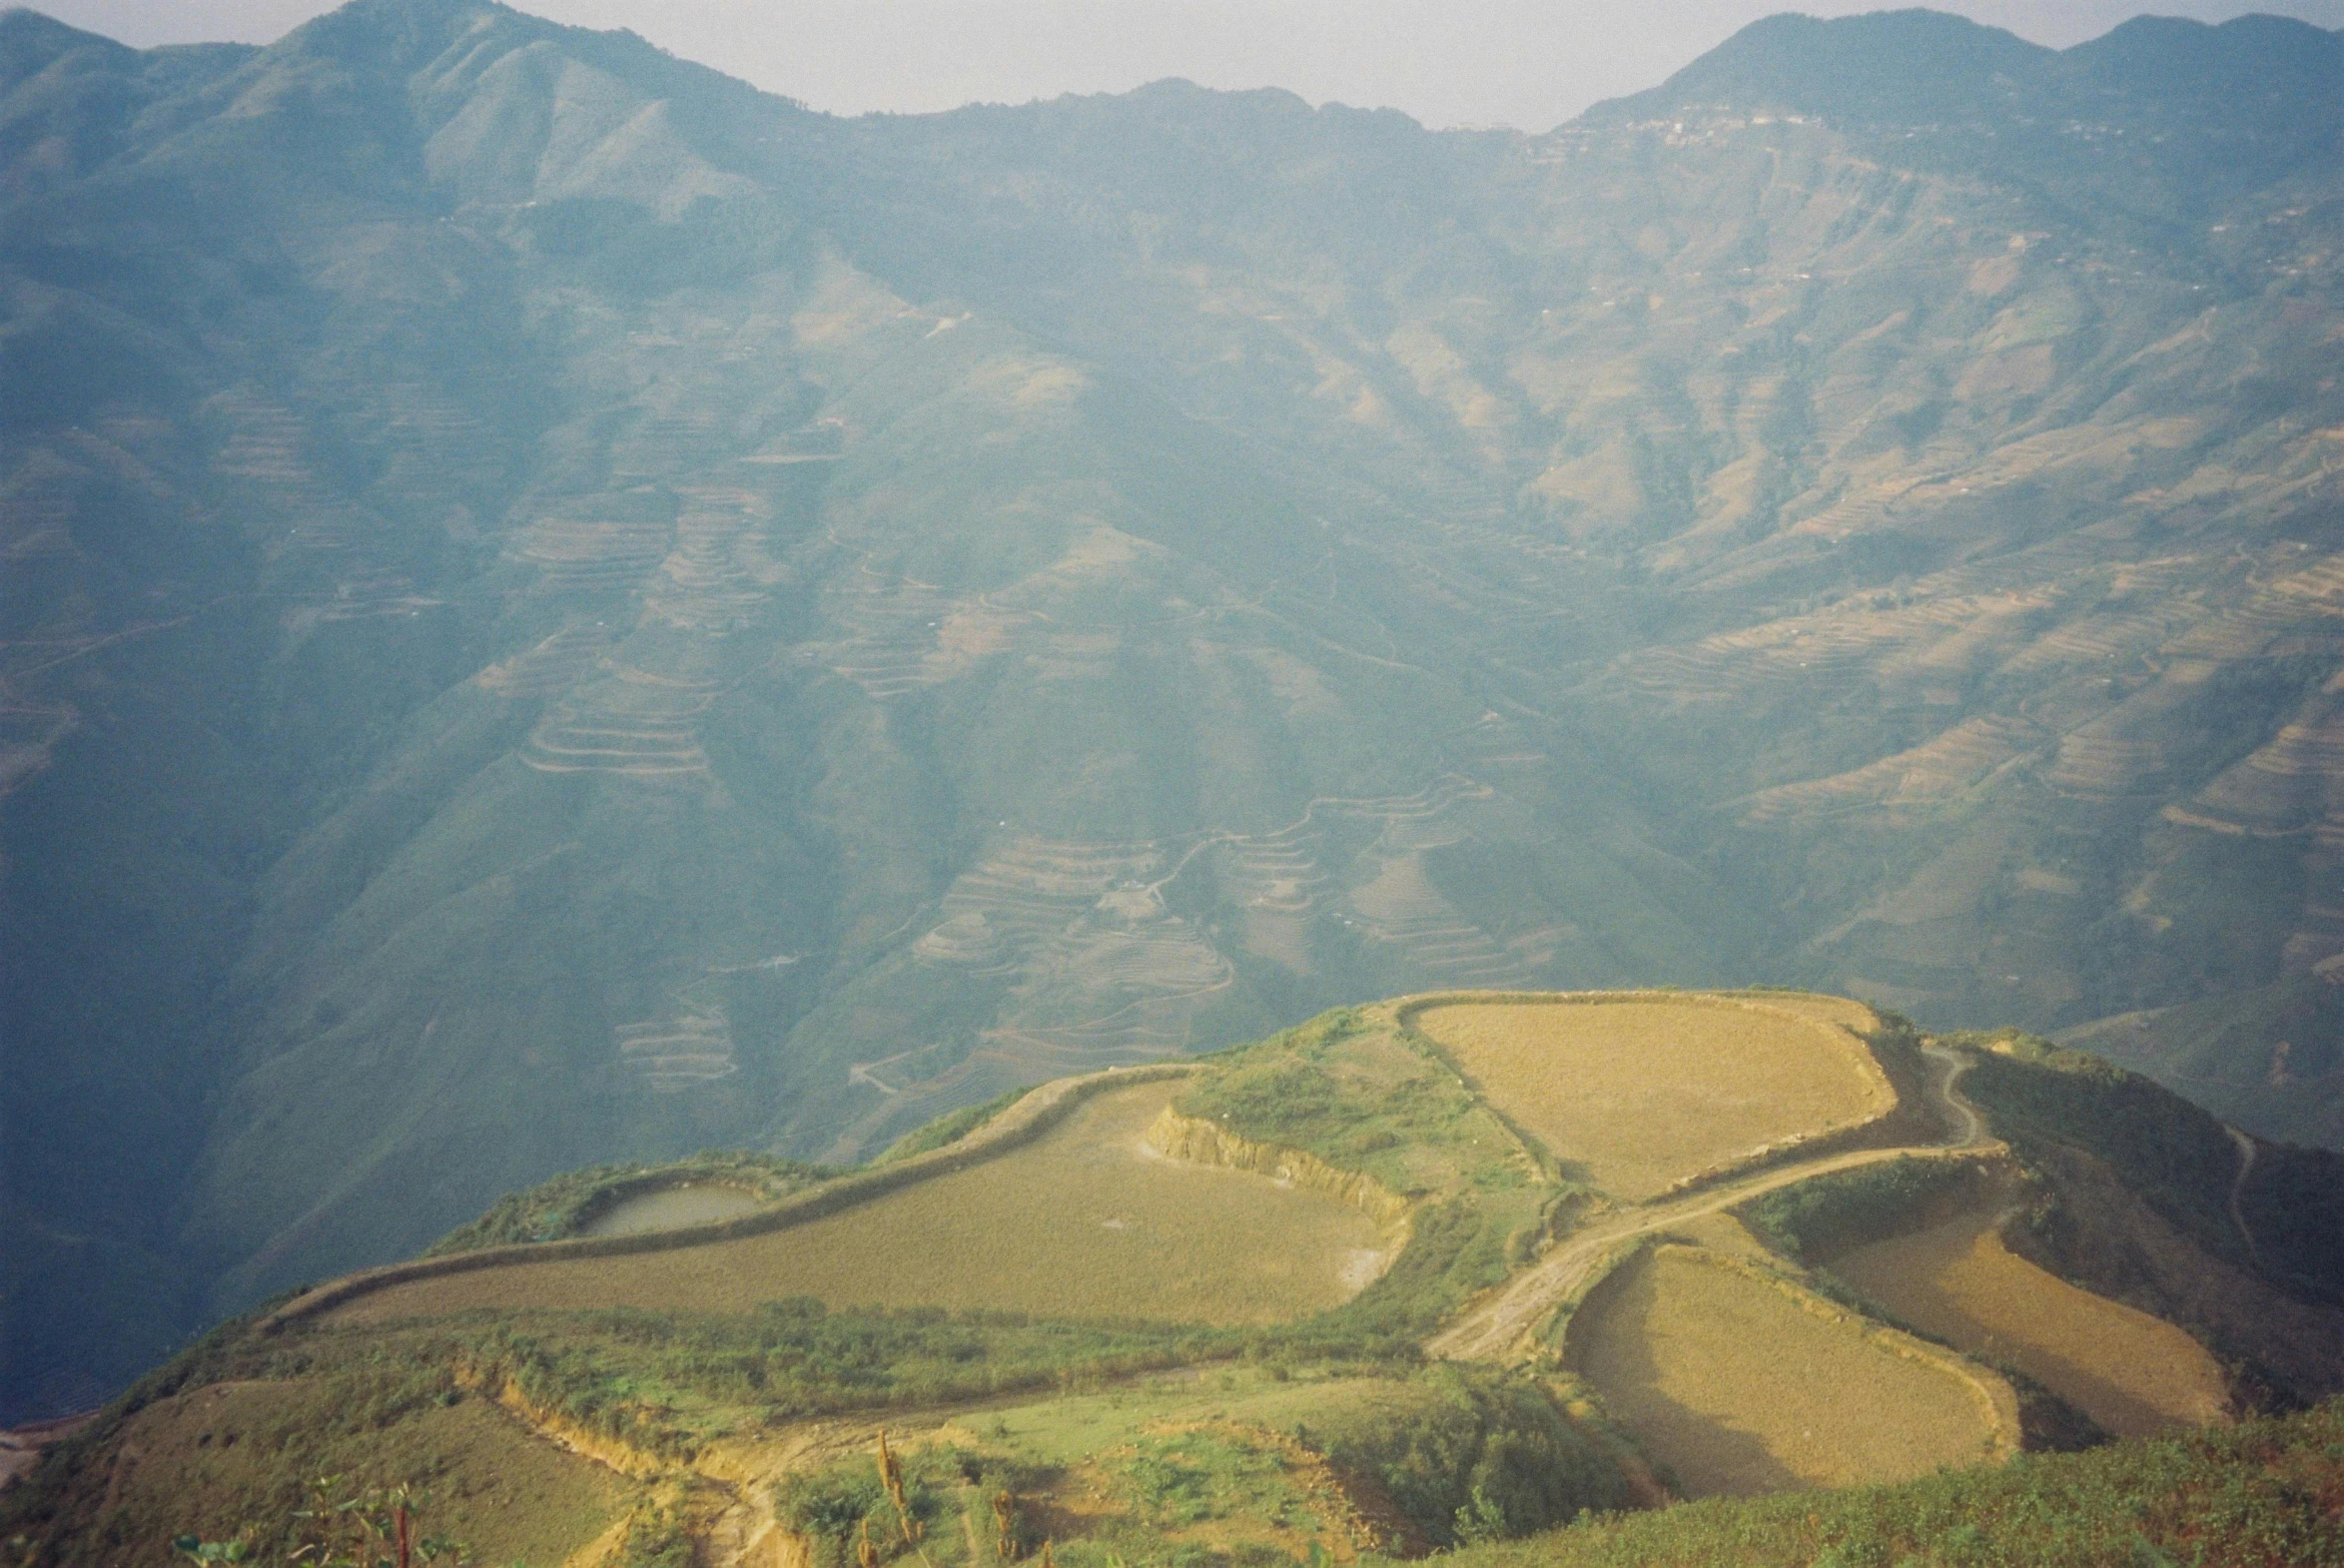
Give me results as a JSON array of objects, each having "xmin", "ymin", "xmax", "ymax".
[
  {"xmin": 1570, "ymin": 1246, "xmax": 2002, "ymax": 1498},
  {"xmin": 1834, "ymin": 1207, "xmax": 2232, "ymax": 1437},
  {"xmin": 1413, "ymin": 995, "xmax": 1892, "ymax": 1198},
  {"xmin": 332, "ymin": 1082, "xmax": 1390, "ymax": 1326}
]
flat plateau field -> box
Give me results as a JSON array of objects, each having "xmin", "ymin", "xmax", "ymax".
[
  {"xmin": 1412, "ymin": 995, "xmax": 1893, "ymax": 1198},
  {"xmin": 1834, "ymin": 1206, "xmax": 2232, "ymax": 1437},
  {"xmin": 331, "ymin": 1081, "xmax": 1391, "ymax": 1325},
  {"xmin": 1570, "ymin": 1245, "xmax": 2007, "ymax": 1497}
]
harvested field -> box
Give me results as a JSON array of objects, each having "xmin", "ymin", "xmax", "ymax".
[
  {"xmin": 1413, "ymin": 995, "xmax": 1893, "ymax": 1198},
  {"xmin": 331, "ymin": 1082, "xmax": 1388, "ymax": 1326},
  {"xmin": 1571, "ymin": 1245, "xmax": 2004, "ymax": 1497},
  {"xmin": 1834, "ymin": 1207, "xmax": 2232, "ymax": 1437}
]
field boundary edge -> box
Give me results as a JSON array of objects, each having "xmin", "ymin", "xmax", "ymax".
[
  {"xmin": 1392, "ymin": 989, "xmax": 1904, "ymax": 1202},
  {"xmin": 254, "ymin": 1061, "xmax": 1203, "ymax": 1332}
]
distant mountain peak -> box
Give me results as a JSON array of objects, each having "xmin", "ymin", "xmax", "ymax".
[
  {"xmin": 1578, "ymin": 3, "xmax": 2340, "ymax": 194},
  {"xmin": 1585, "ymin": 8, "xmax": 2046, "ymax": 125},
  {"xmin": 2, "ymin": 7, "xmax": 134, "ymax": 91}
]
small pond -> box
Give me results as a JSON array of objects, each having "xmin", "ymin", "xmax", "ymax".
[{"xmin": 578, "ymin": 1182, "xmax": 765, "ymax": 1238}]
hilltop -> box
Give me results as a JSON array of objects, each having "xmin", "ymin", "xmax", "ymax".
[
  {"xmin": 4, "ymin": 990, "xmax": 2341, "ymax": 1563},
  {"xmin": 4, "ymin": 0, "xmax": 2343, "ymax": 1420}
]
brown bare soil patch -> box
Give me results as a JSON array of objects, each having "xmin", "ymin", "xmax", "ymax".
[
  {"xmin": 1837, "ymin": 1207, "xmax": 2231, "ymax": 1437},
  {"xmin": 1570, "ymin": 1246, "xmax": 2004, "ymax": 1497},
  {"xmin": 1414, "ymin": 995, "xmax": 1893, "ymax": 1198},
  {"xmin": 332, "ymin": 1082, "xmax": 1386, "ymax": 1326}
]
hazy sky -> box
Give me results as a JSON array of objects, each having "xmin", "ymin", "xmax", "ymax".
[{"xmin": 36, "ymin": 0, "xmax": 2344, "ymax": 130}]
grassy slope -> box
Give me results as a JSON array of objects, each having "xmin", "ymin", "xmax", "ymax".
[
  {"xmin": 774, "ymin": 1362, "xmax": 1633, "ymax": 1562},
  {"xmin": 2061, "ymin": 977, "xmax": 2344, "ymax": 1151},
  {"xmin": 1954, "ymin": 1032, "xmax": 2344, "ymax": 1304},
  {"xmin": 0, "ymin": 1322, "xmax": 644, "ymax": 1567},
  {"xmin": 1174, "ymin": 1007, "xmax": 1561, "ymax": 1343},
  {"xmin": 1415, "ymin": 1398, "xmax": 2344, "ymax": 1568}
]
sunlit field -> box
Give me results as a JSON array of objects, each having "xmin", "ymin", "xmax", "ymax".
[
  {"xmin": 1413, "ymin": 996, "xmax": 1894, "ymax": 1198},
  {"xmin": 332, "ymin": 1081, "xmax": 1391, "ymax": 1327},
  {"xmin": 1568, "ymin": 1246, "xmax": 2007, "ymax": 1496},
  {"xmin": 1834, "ymin": 1205, "xmax": 2232, "ymax": 1436}
]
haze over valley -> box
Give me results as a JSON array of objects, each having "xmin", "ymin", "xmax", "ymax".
[{"xmin": 2, "ymin": 0, "xmax": 2341, "ymax": 1465}]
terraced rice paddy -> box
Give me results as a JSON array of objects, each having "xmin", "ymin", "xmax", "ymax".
[
  {"xmin": 1619, "ymin": 588, "xmax": 2051, "ymax": 710},
  {"xmin": 331, "ymin": 1081, "xmax": 1389, "ymax": 1326},
  {"xmin": 643, "ymin": 498, "xmax": 771, "ymax": 631},
  {"xmin": 1414, "ymin": 995, "xmax": 1892, "ymax": 1198},
  {"xmin": 911, "ymin": 834, "xmax": 1234, "ymax": 1066},
  {"xmin": 1740, "ymin": 715, "xmax": 2041, "ymax": 824},
  {"xmin": 1216, "ymin": 826, "xmax": 1325, "ymax": 972},
  {"xmin": 1570, "ymin": 1246, "xmax": 2004, "ymax": 1497},
  {"xmin": 2185, "ymin": 707, "xmax": 2344, "ymax": 834},
  {"xmin": 611, "ymin": 1006, "xmax": 736, "ymax": 1091},
  {"xmin": 474, "ymin": 622, "xmax": 618, "ymax": 698},
  {"xmin": 1833, "ymin": 1207, "xmax": 2232, "ymax": 1437},
  {"xmin": 1347, "ymin": 849, "xmax": 1539, "ymax": 988},
  {"xmin": 521, "ymin": 667, "xmax": 717, "ymax": 778},
  {"xmin": 513, "ymin": 514, "xmax": 672, "ymax": 593}
]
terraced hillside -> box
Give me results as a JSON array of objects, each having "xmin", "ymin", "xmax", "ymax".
[
  {"xmin": 7, "ymin": 991, "xmax": 2342, "ymax": 1565},
  {"xmin": 5, "ymin": 0, "xmax": 2344, "ymax": 1416}
]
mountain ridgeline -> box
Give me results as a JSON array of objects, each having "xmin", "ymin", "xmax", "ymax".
[{"xmin": 1, "ymin": 0, "xmax": 2340, "ymax": 1418}]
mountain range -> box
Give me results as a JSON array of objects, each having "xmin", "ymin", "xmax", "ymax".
[{"xmin": 1, "ymin": 0, "xmax": 2339, "ymax": 1418}]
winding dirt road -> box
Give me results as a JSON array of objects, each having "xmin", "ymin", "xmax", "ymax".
[
  {"xmin": 2225, "ymin": 1125, "xmax": 2260, "ymax": 1265},
  {"xmin": 1426, "ymin": 1044, "xmax": 1997, "ymax": 1362}
]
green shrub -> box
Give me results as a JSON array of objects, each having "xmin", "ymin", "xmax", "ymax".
[
  {"xmin": 1311, "ymin": 1365, "xmax": 1629, "ymax": 1547},
  {"xmin": 874, "ymin": 1088, "xmax": 1029, "ymax": 1165},
  {"xmin": 1950, "ymin": 1036, "xmax": 2246, "ymax": 1264},
  {"xmin": 1416, "ymin": 1396, "xmax": 2344, "ymax": 1568},
  {"xmin": 425, "ymin": 1152, "xmax": 828, "ymax": 1254},
  {"xmin": 1741, "ymin": 1156, "xmax": 1979, "ymax": 1261}
]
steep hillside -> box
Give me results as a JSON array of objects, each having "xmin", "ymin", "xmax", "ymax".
[
  {"xmin": 6, "ymin": 992, "xmax": 2341, "ymax": 1563},
  {"xmin": 3, "ymin": 1, "xmax": 2342, "ymax": 1415}
]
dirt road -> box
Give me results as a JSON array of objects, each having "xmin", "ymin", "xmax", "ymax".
[
  {"xmin": 1426, "ymin": 1044, "xmax": 1996, "ymax": 1362},
  {"xmin": 2226, "ymin": 1125, "xmax": 2260, "ymax": 1265}
]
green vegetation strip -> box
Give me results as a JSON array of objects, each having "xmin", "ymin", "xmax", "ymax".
[
  {"xmin": 427, "ymin": 1151, "xmax": 830, "ymax": 1253},
  {"xmin": 771, "ymin": 1362, "xmax": 1633, "ymax": 1560},
  {"xmin": 1413, "ymin": 1397, "xmax": 2344, "ymax": 1568},
  {"xmin": 1740, "ymin": 1156, "xmax": 1990, "ymax": 1263},
  {"xmin": 1176, "ymin": 1009, "xmax": 1558, "ymax": 1340}
]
